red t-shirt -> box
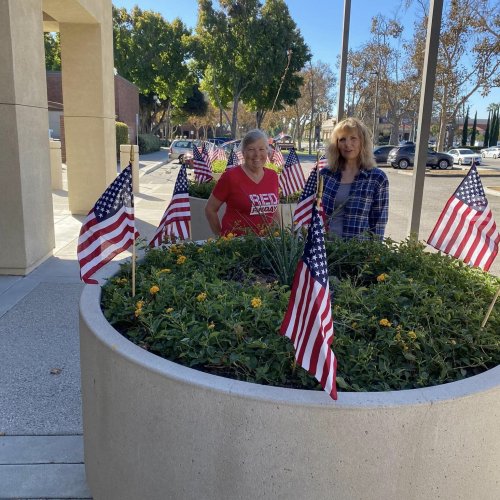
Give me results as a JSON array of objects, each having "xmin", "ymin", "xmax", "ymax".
[{"xmin": 212, "ymin": 166, "xmax": 279, "ymax": 235}]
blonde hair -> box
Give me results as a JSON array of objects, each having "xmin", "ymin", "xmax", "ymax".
[{"xmin": 327, "ymin": 117, "xmax": 376, "ymax": 172}]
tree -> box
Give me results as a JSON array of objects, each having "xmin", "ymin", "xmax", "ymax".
[
  {"xmin": 44, "ymin": 33, "xmax": 61, "ymax": 70},
  {"xmin": 462, "ymin": 106, "xmax": 469, "ymax": 146},
  {"xmin": 113, "ymin": 6, "xmax": 196, "ymax": 136},
  {"xmin": 470, "ymin": 111, "xmax": 477, "ymax": 146},
  {"xmin": 484, "ymin": 110, "xmax": 491, "ymax": 147},
  {"xmin": 196, "ymin": 0, "xmax": 310, "ymax": 138},
  {"xmin": 408, "ymin": 0, "xmax": 500, "ymax": 151}
]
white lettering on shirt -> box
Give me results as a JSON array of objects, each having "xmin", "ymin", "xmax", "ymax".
[{"xmin": 249, "ymin": 193, "xmax": 278, "ymax": 215}]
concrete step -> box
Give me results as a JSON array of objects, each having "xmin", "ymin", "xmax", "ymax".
[{"xmin": 0, "ymin": 435, "xmax": 91, "ymax": 499}]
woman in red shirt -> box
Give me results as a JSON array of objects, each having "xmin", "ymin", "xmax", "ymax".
[{"xmin": 205, "ymin": 129, "xmax": 279, "ymax": 236}]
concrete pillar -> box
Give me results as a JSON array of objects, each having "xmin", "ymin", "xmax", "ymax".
[
  {"xmin": 119, "ymin": 144, "xmax": 139, "ymax": 193},
  {"xmin": 49, "ymin": 140, "xmax": 63, "ymax": 190},
  {"xmin": 0, "ymin": 0, "xmax": 55, "ymax": 275},
  {"xmin": 59, "ymin": 12, "xmax": 116, "ymax": 214}
]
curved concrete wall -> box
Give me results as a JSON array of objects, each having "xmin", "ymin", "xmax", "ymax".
[{"xmin": 80, "ymin": 285, "xmax": 500, "ymax": 500}]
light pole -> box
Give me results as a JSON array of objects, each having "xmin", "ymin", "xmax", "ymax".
[{"xmin": 371, "ymin": 71, "xmax": 380, "ymax": 145}]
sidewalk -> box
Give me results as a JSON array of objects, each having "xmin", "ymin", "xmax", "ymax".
[{"xmin": 0, "ymin": 151, "xmax": 176, "ymax": 499}]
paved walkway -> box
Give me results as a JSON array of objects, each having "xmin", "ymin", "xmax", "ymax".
[
  {"xmin": 1, "ymin": 153, "xmax": 499, "ymax": 499},
  {"xmin": 0, "ymin": 150, "xmax": 174, "ymax": 499}
]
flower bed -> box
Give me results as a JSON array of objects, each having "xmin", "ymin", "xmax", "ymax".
[{"xmin": 101, "ymin": 236, "xmax": 500, "ymax": 392}]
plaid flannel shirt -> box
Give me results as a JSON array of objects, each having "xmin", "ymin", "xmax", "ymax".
[{"xmin": 320, "ymin": 167, "xmax": 389, "ymax": 240}]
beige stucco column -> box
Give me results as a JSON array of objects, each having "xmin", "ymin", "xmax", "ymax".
[
  {"xmin": 59, "ymin": 5, "xmax": 116, "ymax": 214},
  {"xmin": 0, "ymin": 0, "xmax": 55, "ymax": 275}
]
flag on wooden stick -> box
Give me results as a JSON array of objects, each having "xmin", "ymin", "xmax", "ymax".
[
  {"xmin": 271, "ymin": 144, "xmax": 285, "ymax": 167},
  {"xmin": 77, "ymin": 164, "xmax": 139, "ymax": 284},
  {"xmin": 279, "ymin": 148, "xmax": 306, "ymax": 196},
  {"xmin": 226, "ymin": 148, "xmax": 238, "ymax": 170},
  {"xmin": 280, "ymin": 200, "xmax": 337, "ymax": 400},
  {"xmin": 293, "ymin": 167, "xmax": 318, "ymax": 230},
  {"xmin": 427, "ymin": 164, "xmax": 500, "ymax": 271},
  {"xmin": 193, "ymin": 144, "xmax": 213, "ymax": 183},
  {"xmin": 149, "ymin": 164, "xmax": 191, "ymax": 246}
]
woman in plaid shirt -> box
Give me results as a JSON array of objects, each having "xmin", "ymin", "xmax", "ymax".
[{"xmin": 320, "ymin": 117, "xmax": 389, "ymax": 240}]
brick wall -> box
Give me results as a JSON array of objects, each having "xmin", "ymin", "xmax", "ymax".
[
  {"xmin": 46, "ymin": 71, "xmax": 139, "ymax": 161},
  {"xmin": 114, "ymin": 74, "xmax": 139, "ymax": 143}
]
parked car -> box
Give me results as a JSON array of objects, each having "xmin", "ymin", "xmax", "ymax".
[
  {"xmin": 481, "ymin": 146, "xmax": 500, "ymax": 159},
  {"xmin": 446, "ymin": 148, "xmax": 482, "ymax": 166},
  {"xmin": 387, "ymin": 144, "xmax": 453, "ymax": 170},
  {"xmin": 168, "ymin": 139, "xmax": 201, "ymax": 164},
  {"xmin": 373, "ymin": 145, "xmax": 397, "ymax": 164},
  {"xmin": 274, "ymin": 134, "xmax": 295, "ymax": 150},
  {"xmin": 221, "ymin": 139, "xmax": 242, "ymax": 155}
]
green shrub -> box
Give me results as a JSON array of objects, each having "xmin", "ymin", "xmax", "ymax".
[
  {"xmin": 138, "ymin": 134, "xmax": 161, "ymax": 154},
  {"xmin": 101, "ymin": 236, "xmax": 500, "ymax": 393},
  {"xmin": 188, "ymin": 180, "xmax": 217, "ymax": 199},
  {"xmin": 116, "ymin": 122, "xmax": 129, "ymax": 155}
]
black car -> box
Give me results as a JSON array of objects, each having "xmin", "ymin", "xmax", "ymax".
[
  {"xmin": 373, "ymin": 145, "xmax": 397, "ymax": 164},
  {"xmin": 387, "ymin": 145, "xmax": 453, "ymax": 170}
]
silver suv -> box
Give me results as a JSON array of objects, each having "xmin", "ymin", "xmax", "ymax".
[
  {"xmin": 387, "ymin": 145, "xmax": 453, "ymax": 170},
  {"xmin": 169, "ymin": 139, "xmax": 201, "ymax": 164}
]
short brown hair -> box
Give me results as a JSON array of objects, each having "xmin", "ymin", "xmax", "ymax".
[{"xmin": 327, "ymin": 117, "xmax": 376, "ymax": 172}]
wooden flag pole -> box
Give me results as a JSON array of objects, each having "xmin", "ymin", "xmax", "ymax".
[
  {"xmin": 130, "ymin": 143, "xmax": 136, "ymax": 298},
  {"xmin": 317, "ymin": 176, "xmax": 324, "ymax": 209},
  {"xmin": 481, "ymin": 286, "xmax": 500, "ymax": 328}
]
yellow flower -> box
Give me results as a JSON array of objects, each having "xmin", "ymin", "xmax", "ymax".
[
  {"xmin": 165, "ymin": 307, "xmax": 174, "ymax": 314},
  {"xmin": 136, "ymin": 300, "xmax": 144, "ymax": 309},
  {"xmin": 177, "ymin": 255, "xmax": 187, "ymax": 265},
  {"xmin": 273, "ymin": 231, "xmax": 280, "ymax": 237},
  {"xmin": 226, "ymin": 232, "xmax": 235, "ymax": 239},
  {"xmin": 394, "ymin": 332, "xmax": 402, "ymax": 342},
  {"xmin": 134, "ymin": 308, "xmax": 142, "ymax": 317},
  {"xmin": 159, "ymin": 268, "xmax": 171, "ymax": 274},
  {"xmin": 351, "ymin": 322, "xmax": 358, "ymax": 329},
  {"xmin": 150, "ymin": 285, "xmax": 160, "ymax": 295},
  {"xmin": 379, "ymin": 318, "xmax": 391, "ymax": 327},
  {"xmin": 407, "ymin": 330, "xmax": 417, "ymax": 340},
  {"xmin": 450, "ymin": 339, "xmax": 457, "ymax": 345},
  {"xmin": 197, "ymin": 248, "xmax": 204, "ymax": 253},
  {"xmin": 402, "ymin": 343, "xmax": 409, "ymax": 351},
  {"xmin": 196, "ymin": 292, "xmax": 207, "ymax": 302},
  {"xmin": 208, "ymin": 322, "xmax": 215, "ymax": 330},
  {"xmin": 377, "ymin": 273, "xmax": 389, "ymax": 282},
  {"xmin": 251, "ymin": 297, "xmax": 262, "ymax": 308},
  {"xmin": 207, "ymin": 237, "xmax": 214, "ymax": 243}
]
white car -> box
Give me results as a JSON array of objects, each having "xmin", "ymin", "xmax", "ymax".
[
  {"xmin": 446, "ymin": 148, "xmax": 481, "ymax": 166},
  {"xmin": 481, "ymin": 146, "xmax": 500, "ymax": 159}
]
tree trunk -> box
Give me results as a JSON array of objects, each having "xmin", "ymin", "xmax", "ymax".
[{"xmin": 231, "ymin": 97, "xmax": 239, "ymax": 138}]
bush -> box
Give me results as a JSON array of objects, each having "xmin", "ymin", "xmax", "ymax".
[
  {"xmin": 116, "ymin": 122, "xmax": 129, "ymax": 155},
  {"xmin": 138, "ymin": 134, "xmax": 161, "ymax": 154},
  {"xmin": 101, "ymin": 236, "xmax": 500, "ymax": 393}
]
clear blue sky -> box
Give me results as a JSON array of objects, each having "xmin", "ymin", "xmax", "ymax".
[{"xmin": 113, "ymin": 0, "xmax": 499, "ymax": 119}]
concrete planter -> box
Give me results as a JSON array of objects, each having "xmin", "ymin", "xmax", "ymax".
[{"xmin": 80, "ymin": 285, "xmax": 500, "ymax": 500}]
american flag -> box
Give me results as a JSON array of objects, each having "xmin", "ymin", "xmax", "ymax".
[
  {"xmin": 293, "ymin": 167, "xmax": 318, "ymax": 230},
  {"xmin": 77, "ymin": 164, "xmax": 138, "ymax": 284},
  {"xmin": 279, "ymin": 148, "xmax": 306, "ymax": 197},
  {"xmin": 207, "ymin": 143, "xmax": 226, "ymax": 167},
  {"xmin": 271, "ymin": 145, "xmax": 285, "ymax": 167},
  {"xmin": 428, "ymin": 164, "xmax": 500, "ymax": 271},
  {"xmin": 226, "ymin": 148, "xmax": 238, "ymax": 170},
  {"xmin": 149, "ymin": 164, "xmax": 191, "ymax": 246},
  {"xmin": 193, "ymin": 144, "xmax": 213, "ymax": 183},
  {"xmin": 318, "ymin": 154, "xmax": 328, "ymax": 169},
  {"xmin": 201, "ymin": 141, "xmax": 209, "ymax": 163},
  {"xmin": 280, "ymin": 201, "xmax": 337, "ymax": 400}
]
